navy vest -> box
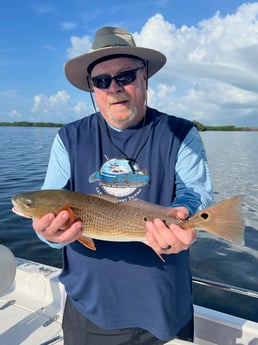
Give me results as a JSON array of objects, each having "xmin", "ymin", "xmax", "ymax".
[{"xmin": 59, "ymin": 107, "xmax": 194, "ymax": 340}]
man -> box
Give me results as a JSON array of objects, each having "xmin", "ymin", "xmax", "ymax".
[{"xmin": 33, "ymin": 27, "xmax": 213, "ymax": 344}]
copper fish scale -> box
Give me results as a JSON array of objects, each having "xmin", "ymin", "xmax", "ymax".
[{"xmin": 70, "ymin": 194, "xmax": 181, "ymax": 242}]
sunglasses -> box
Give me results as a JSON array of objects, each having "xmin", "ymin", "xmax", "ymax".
[{"xmin": 91, "ymin": 66, "xmax": 144, "ymax": 89}]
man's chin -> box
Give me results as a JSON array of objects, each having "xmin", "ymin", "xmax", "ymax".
[{"xmin": 109, "ymin": 111, "xmax": 137, "ymax": 125}]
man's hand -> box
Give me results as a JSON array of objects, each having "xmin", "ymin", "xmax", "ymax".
[
  {"xmin": 33, "ymin": 211, "xmax": 83, "ymax": 244},
  {"xmin": 145, "ymin": 206, "xmax": 196, "ymax": 257}
]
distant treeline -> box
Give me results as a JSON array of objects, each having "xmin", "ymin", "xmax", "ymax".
[
  {"xmin": 0, "ymin": 120, "xmax": 257, "ymax": 131},
  {"xmin": 0, "ymin": 121, "xmax": 63, "ymax": 128},
  {"xmin": 193, "ymin": 121, "xmax": 257, "ymax": 131}
]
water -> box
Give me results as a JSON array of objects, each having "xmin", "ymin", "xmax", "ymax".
[
  {"xmin": 0, "ymin": 127, "xmax": 257, "ymax": 320},
  {"xmin": 0, "ymin": 127, "xmax": 63, "ymax": 267},
  {"xmin": 191, "ymin": 131, "xmax": 258, "ymax": 321}
]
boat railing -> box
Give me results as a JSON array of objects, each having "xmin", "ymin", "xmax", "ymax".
[{"xmin": 192, "ymin": 277, "xmax": 258, "ymax": 299}]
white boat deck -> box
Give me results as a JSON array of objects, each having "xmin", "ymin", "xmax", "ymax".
[
  {"xmin": 0, "ymin": 258, "xmax": 64, "ymax": 345},
  {"xmin": 0, "ymin": 248, "xmax": 257, "ymax": 345}
]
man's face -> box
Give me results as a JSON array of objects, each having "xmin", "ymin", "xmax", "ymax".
[{"xmin": 90, "ymin": 57, "xmax": 147, "ymax": 129}]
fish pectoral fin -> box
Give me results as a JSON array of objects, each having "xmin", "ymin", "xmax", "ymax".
[
  {"xmin": 79, "ymin": 236, "xmax": 96, "ymax": 250},
  {"xmin": 57, "ymin": 205, "xmax": 78, "ymax": 229}
]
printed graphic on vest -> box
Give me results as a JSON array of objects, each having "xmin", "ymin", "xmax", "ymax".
[{"xmin": 89, "ymin": 158, "xmax": 150, "ymax": 197}]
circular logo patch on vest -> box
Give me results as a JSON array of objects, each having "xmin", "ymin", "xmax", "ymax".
[{"xmin": 89, "ymin": 158, "xmax": 150, "ymax": 197}]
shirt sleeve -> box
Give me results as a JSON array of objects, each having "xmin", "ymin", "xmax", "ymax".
[
  {"xmin": 171, "ymin": 126, "xmax": 214, "ymax": 215},
  {"xmin": 42, "ymin": 133, "xmax": 71, "ymax": 190},
  {"xmin": 36, "ymin": 133, "xmax": 71, "ymax": 249}
]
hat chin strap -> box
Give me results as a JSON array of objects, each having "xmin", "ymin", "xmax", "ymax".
[{"xmin": 87, "ymin": 76, "xmax": 98, "ymax": 113}]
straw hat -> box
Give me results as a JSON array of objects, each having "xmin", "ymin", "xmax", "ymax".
[{"xmin": 64, "ymin": 26, "xmax": 167, "ymax": 92}]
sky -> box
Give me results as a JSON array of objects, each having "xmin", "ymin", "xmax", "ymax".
[{"xmin": 1, "ymin": 0, "xmax": 258, "ymax": 126}]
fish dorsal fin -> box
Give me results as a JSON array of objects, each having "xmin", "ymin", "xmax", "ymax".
[
  {"xmin": 119, "ymin": 199, "xmax": 172, "ymax": 217},
  {"xmin": 92, "ymin": 194, "xmax": 172, "ymax": 217},
  {"xmin": 90, "ymin": 194, "xmax": 119, "ymax": 204}
]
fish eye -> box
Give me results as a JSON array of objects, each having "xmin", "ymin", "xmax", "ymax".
[{"xmin": 24, "ymin": 199, "xmax": 34, "ymax": 208}]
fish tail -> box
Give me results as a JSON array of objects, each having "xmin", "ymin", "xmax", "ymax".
[{"xmin": 187, "ymin": 196, "xmax": 244, "ymax": 244}]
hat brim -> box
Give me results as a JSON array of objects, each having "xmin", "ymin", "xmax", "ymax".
[{"xmin": 64, "ymin": 46, "xmax": 166, "ymax": 92}]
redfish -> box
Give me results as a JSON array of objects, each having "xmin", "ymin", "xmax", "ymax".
[{"xmin": 12, "ymin": 190, "xmax": 244, "ymax": 252}]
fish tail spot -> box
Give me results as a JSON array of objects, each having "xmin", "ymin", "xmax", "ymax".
[{"xmin": 200, "ymin": 212, "xmax": 210, "ymax": 220}]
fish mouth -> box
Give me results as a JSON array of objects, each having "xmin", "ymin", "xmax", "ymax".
[{"xmin": 12, "ymin": 207, "xmax": 31, "ymax": 219}]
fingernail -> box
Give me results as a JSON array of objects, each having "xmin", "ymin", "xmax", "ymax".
[
  {"xmin": 62, "ymin": 212, "xmax": 69, "ymax": 220},
  {"xmin": 48, "ymin": 214, "xmax": 55, "ymax": 222}
]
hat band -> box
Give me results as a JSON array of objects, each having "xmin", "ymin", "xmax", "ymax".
[{"xmin": 87, "ymin": 54, "xmax": 146, "ymax": 74}]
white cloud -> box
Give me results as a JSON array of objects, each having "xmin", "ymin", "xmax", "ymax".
[
  {"xmin": 61, "ymin": 21, "xmax": 77, "ymax": 31},
  {"xmin": 40, "ymin": 44, "xmax": 56, "ymax": 52},
  {"xmin": 21, "ymin": 3, "xmax": 258, "ymax": 126},
  {"xmin": 49, "ymin": 90, "xmax": 70, "ymax": 107},
  {"xmin": 30, "ymin": 3, "xmax": 56, "ymax": 14},
  {"xmin": 0, "ymin": 89, "xmax": 25, "ymax": 121},
  {"xmin": 31, "ymin": 90, "xmax": 92, "ymax": 122},
  {"xmin": 72, "ymin": 101, "xmax": 90, "ymax": 115},
  {"xmin": 8, "ymin": 109, "xmax": 22, "ymax": 119},
  {"xmin": 32, "ymin": 91, "xmax": 70, "ymax": 116},
  {"xmin": 133, "ymin": 5, "xmax": 258, "ymax": 125},
  {"xmin": 66, "ymin": 36, "xmax": 91, "ymax": 59}
]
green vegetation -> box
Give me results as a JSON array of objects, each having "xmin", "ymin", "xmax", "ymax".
[
  {"xmin": 0, "ymin": 120, "xmax": 257, "ymax": 131},
  {"xmin": 192, "ymin": 121, "xmax": 257, "ymax": 132},
  {"xmin": 0, "ymin": 121, "xmax": 63, "ymax": 128}
]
